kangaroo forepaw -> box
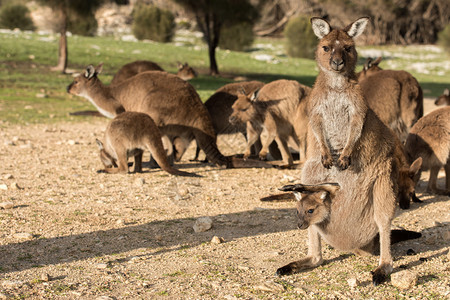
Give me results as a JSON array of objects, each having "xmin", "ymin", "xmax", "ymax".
[
  {"xmin": 337, "ymin": 155, "xmax": 351, "ymax": 170},
  {"xmin": 371, "ymin": 267, "xmax": 390, "ymax": 286},
  {"xmin": 259, "ymin": 152, "xmax": 268, "ymax": 161},
  {"xmin": 321, "ymin": 154, "xmax": 333, "ymax": 169},
  {"xmin": 276, "ymin": 264, "xmax": 293, "ymax": 276}
]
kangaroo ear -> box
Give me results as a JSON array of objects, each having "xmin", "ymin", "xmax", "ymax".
[
  {"xmin": 177, "ymin": 61, "xmax": 183, "ymax": 69},
  {"xmin": 444, "ymin": 88, "xmax": 449, "ymax": 96},
  {"xmin": 95, "ymin": 63, "xmax": 103, "ymax": 75},
  {"xmin": 311, "ymin": 17, "xmax": 331, "ymax": 39},
  {"xmin": 239, "ymin": 87, "xmax": 247, "ymax": 95},
  {"xmin": 409, "ymin": 157, "xmax": 422, "ymax": 178},
  {"xmin": 95, "ymin": 138, "xmax": 104, "ymax": 150},
  {"xmin": 250, "ymin": 88, "xmax": 260, "ymax": 101},
  {"xmin": 364, "ymin": 58, "xmax": 373, "ymax": 71},
  {"xmin": 345, "ymin": 17, "xmax": 369, "ymax": 38},
  {"xmin": 319, "ymin": 191, "xmax": 329, "ymax": 201},
  {"xmin": 373, "ymin": 56, "xmax": 382, "ymax": 66},
  {"xmin": 293, "ymin": 191, "xmax": 302, "ymax": 201},
  {"xmin": 85, "ymin": 65, "xmax": 96, "ymax": 79}
]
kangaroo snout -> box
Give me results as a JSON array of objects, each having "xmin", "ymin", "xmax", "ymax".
[
  {"xmin": 330, "ymin": 58, "xmax": 345, "ymax": 71},
  {"xmin": 229, "ymin": 115, "xmax": 237, "ymax": 124},
  {"xmin": 66, "ymin": 83, "xmax": 72, "ymax": 93}
]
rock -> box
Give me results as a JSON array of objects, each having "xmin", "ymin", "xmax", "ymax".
[
  {"xmin": 0, "ymin": 292, "xmax": 10, "ymax": 299},
  {"xmin": 134, "ymin": 178, "xmax": 145, "ymax": 187},
  {"xmin": 4, "ymin": 174, "xmax": 13, "ymax": 180},
  {"xmin": 441, "ymin": 230, "xmax": 450, "ymax": 241},
  {"xmin": 96, "ymin": 296, "xmax": 114, "ymax": 300},
  {"xmin": 11, "ymin": 182, "xmax": 22, "ymax": 190},
  {"xmin": 347, "ymin": 277, "xmax": 360, "ymax": 288},
  {"xmin": 96, "ymin": 263, "xmax": 109, "ymax": 269},
  {"xmin": 35, "ymin": 93, "xmax": 48, "ymax": 98},
  {"xmin": 178, "ymin": 187, "xmax": 190, "ymax": 197},
  {"xmin": 211, "ymin": 236, "xmax": 224, "ymax": 244},
  {"xmin": 0, "ymin": 184, "xmax": 8, "ymax": 190},
  {"xmin": 13, "ymin": 233, "xmax": 33, "ymax": 240},
  {"xmin": 391, "ymin": 270, "xmax": 417, "ymax": 290},
  {"xmin": 0, "ymin": 202, "xmax": 14, "ymax": 209},
  {"xmin": 67, "ymin": 140, "xmax": 78, "ymax": 145},
  {"xmin": 2, "ymin": 280, "xmax": 24, "ymax": 289},
  {"xmin": 193, "ymin": 217, "xmax": 213, "ymax": 233},
  {"xmin": 254, "ymin": 280, "xmax": 285, "ymax": 292},
  {"xmin": 40, "ymin": 273, "xmax": 51, "ymax": 282}
]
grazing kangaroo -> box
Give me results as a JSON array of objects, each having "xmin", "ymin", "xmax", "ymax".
[
  {"xmin": 293, "ymin": 17, "xmax": 405, "ymax": 285},
  {"xmin": 229, "ymin": 79, "xmax": 310, "ymax": 166},
  {"xmin": 276, "ymin": 183, "xmax": 421, "ymax": 277},
  {"xmin": 67, "ymin": 64, "xmax": 250, "ymax": 169},
  {"xmin": 358, "ymin": 57, "xmax": 423, "ymax": 131},
  {"xmin": 110, "ymin": 60, "xmax": 197, "ymax": 86},
  {"xmin": 405, "ymin": 106, "xmax": 450, "ymax": 196},
  {"xmin": 95, "ymin": 112, "xmax": 200, "ymax": 177},
  {"xmin": 435, "ymin": 88, "xmax": 450, "ymax": 106}
]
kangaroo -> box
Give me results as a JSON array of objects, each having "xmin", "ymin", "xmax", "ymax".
[
  {"xmin": 67, "ymin": 64, "xmax": 270, "ymax": 169},
  {"xmin": 405, "ymin": 106, "xmax": 450, "ymax": 196},
  {"xmin": 435, "ymin": 88, "xmax": 450, "ymax": 106},
  {"xmin": 95, "ymin": 112, "xmax": 200, "ymax": 177},
  {"xmin": 229, "ymin": 79, "xmax": 310, "ymax": 166},
  {"xmin": 296, "ymin": 17, "xmax": 404, "ymax": 285},
  {"xmin": 110, "ymin": 60, "xmax": 197, "ymax": 86},
  {"xmin": 276, "ymin": 183, "xmax": 421, "ymax": 278},
  {"xmin": 358, "ymin": 56, "xmax": 423, "ymax": 131}
]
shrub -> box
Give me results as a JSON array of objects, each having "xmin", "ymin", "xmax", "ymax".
[
  {"xmin": 219, "ymin": 22, "xmax": 254, "ymax": 51},
  {"xmin": 0, "ymin": 4, "xmax": 35, "ymax": 31},
  {"xmin": 438, "ymin": 24, "xmax": 450, "ymax": 53},
  {"xmin": 67, "ymin": 11, "xmax": 98, "ymax": 36},
  {"xmin": 132, "ymin": 5, "xmax": 175, "ymax": 43},
  {"xmin": 284, "ymin": 15, "xmax": 317, "ymax": 59}
]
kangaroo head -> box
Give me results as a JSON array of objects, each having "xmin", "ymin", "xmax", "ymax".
[
  {"xmin": 280, "ymin": 183, "xmax": 340, "ymax": 229},
  {"xmin": 95, "ymin": 138, "xmax": 117, "ymax": 169},
  {"xmin": 177, "ymin": 62, "xmax": 197, "ymax": 81},
  {"xmin": 435, "ymin": 88, "xmax": 450, "ymax": 106},
  {"xmin": 398, "ymin": 157, "xmax": 422, "ymax": 209},
  {"xmin": 229, "ymin": 88, "xmax": 260, "ymax": 124},
  {"xmin": 67, "ymin": 63, "xmax": 103, "ymax": 96},
  {"xmin": 311, "ymin": 17, "xmax": 369, "ymax": 75}
]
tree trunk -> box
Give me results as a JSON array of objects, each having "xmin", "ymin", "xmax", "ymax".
[
  {"xmin": 208, "ymin": 41, "xmax": 219, "ymax": 76},
  {"xmin": 51, "ymin": 7, "xmax": 68, "ymax": 73}
]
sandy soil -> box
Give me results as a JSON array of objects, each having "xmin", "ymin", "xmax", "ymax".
[{"xmin": 0, "ymin": 99, "xmax": 449, "ymax": 299}]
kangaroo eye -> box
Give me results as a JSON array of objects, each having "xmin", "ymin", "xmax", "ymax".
[
  {"xmin": 344, "ymin": 46, "xmax": 352, "ymax": 52},
  {"xmin": 323, "ymin": 46, "xmax": 330, "ymax": 52},
  {"xmin": 307, "ymin": 209, "xmax": 314, "ymax": 214}
]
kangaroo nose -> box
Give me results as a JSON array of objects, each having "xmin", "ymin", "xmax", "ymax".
[
  {"xmin": 331, "ymin": 59, "xmax": 344, "ymax": 71},
  {"xmin": 229, "ymin": 116, "xmax": 236, "ymax": 124}
]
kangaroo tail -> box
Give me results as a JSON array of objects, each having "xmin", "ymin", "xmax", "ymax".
[
  {"xmin": 390, "ymin": 229, "xmax": 422, "ymax": 244},
  {"xmin": 260, "ymin": 192, "xmax": 295, "ymax": 202}
]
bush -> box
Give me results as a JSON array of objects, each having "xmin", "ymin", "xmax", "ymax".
[
  {"xmin": 284, "ymin": 15, "xmax": 317, "ymax": 59},
  {"xmin": 219, "ymin": 22, "xmax": 254, "ymax": 51},
  {"xmin": 0, "ymin": 4, "xmax": 35, "ymax": 31},
  {"xmin": 132, "ymin": 5, "xmax": 175, "ymax": 43},
  {"xmin": 438, "ymin": 24, "xmax": 450, "ymax": 53},
  {"xmin": 67, "ymin": 11, "xmax": 98, "ymax": 37}
]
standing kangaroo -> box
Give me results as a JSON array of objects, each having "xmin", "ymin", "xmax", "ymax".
[
  {"xmin": 67, "ymin": 64, "xmax": 246, "ymax": 168},
  {"xmin": 283, "ymin": 17, "xmax": 404, "ymax": 285},
  {"xmin": 229, "ymin": 79, "xmax": 310, "ymax": 166},
  {"xmin": 405, "ymin": 106, "xmax": 450, "ymax": 196},
  {"xmin": 96, "ymin": 112, "xmax": 200, "ymax": 177},
  {"xmin": 110, "ymin": 60, "xmax": 197, "ymax": 85}
]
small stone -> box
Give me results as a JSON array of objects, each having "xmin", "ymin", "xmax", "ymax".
[
  {"xmin": 134, "ymin": 178, "xmax": 145, "ymax": 187},
  {"xmin": 29, "ymin": 54, "xmax": 35, "ymax": 60},
  {"xmin": 0, "ymin": 202, "xmax": 14, "ymax": 209},
  {"xmin": 406, "ymin": 248, "xmax": 416, "ymax": 256},
  {"xmin": 40, "ymin": 274, "xmax": 51, "ymax": 282},
  {"xmin": 347, "ymin": 278, "xmax": 360, "ymax": 288},
  {"xmin": 2, "ymin": 280, "xmax": 24, "ymax": 289},
  {"xmin": 391, "ymin": 270, "xmax": 417, "ymax": 290},
  {"xmin": 178, "ymin": 187, "xmax": 190, "ymax": 197},
  {"xmin": 441, "ymin": 231, "xmax": 450, "ymax": 241},
  {"xmin": 4, "ymin": 174, "xmax": 13, "ymax": 180},
  {"xmin": 0, "ymin": 184, "xmax": 8, "ymax": 190},
  {"xmin": 237, "ymin": 265, "xmax": 249, "ymax": 271},
  {"xmin": 254, "ymin": 280, "xmax": 285, "ymax": 292},
  {"xmin": 13, "ymin": 232, "xmax": 33, "ymax": 240},
  {"xmin": 11, "ymin": 182, "xmax": 22, "ymax": 190},
  {"xmin": 0, "ymin": 292, "xmax": 10, "ymax": 299},
  {"xmin": 67, "ymin": 140, "xmax": 78, "ymax": 145},
  {"xmin": 116, "ymin": 219, "xmax": 124, "ymax": 225},
  {"xmin": 211, "ymin": 236, "xmax": 224, "ymax": 244},
  {"xmin": 193, "ymin": 217, "xmax": 213, "ymax": 233},
  {"xmin": 35, "ymin": 93, "xmax": 48, "ymax": 98},
  {"xmin": 96, "ymin": 263, "xmax": 108, "ymax": 269},
  {"xmin": 96, "ymin": 297, "xmax": 114, "ymax": 300}
]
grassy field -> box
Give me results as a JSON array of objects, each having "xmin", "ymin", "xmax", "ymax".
[{"xmin": 0, "ymin": 29, "xmax": 449, "ymax": 125}]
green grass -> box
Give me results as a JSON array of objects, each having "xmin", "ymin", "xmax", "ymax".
[{"xmin": 1, "ymin": 30, "xmax": 449, "ymax": 125}]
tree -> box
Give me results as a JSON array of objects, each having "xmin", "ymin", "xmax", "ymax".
[
  {"xmin": 36, "ymin": 0, "xmax": 125, "ymax": 73},
  {"xmin": 173, "ymin": 0, "xmax": 258, "ymax": 75}
]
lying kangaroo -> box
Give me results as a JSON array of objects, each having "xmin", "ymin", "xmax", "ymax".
[
  {"xmin": 405, "ymin": 106, "xmax": 450, "ymax": 195},
  {"xmin": 229, "ymin": 79, "xmax": 310, "ymax": 166},
  {"xmin": 110, "ymin": 60, "xmax": 197, "ymax": 85},
  {"xmin": 435, "ymin": 88, "xmax": 450, "ymax": 106},
  {"xmin": 298, "ymin": 17, "xmax": 403, "ymax": 285},
  {"xmin": 95, "ymin": 111, "xmax": 200, "ymax": 177},
  {"xmin": 358, "ymin": 56, "xmax": 423, "ymax": 132},
  {"xmin": 276, "ymin": 183, "xmax": 421, "ymax": 277},
  {"xmin": 67, "ymin": 64, "xmax": 268, "ymax": 169}
]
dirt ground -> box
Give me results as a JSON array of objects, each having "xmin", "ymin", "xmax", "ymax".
[{"xmin": 0, "ymin": 99, "xmax": 449, "ymax": 299}]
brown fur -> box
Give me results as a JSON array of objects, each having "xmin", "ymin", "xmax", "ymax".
[
  {"xmin": 294, "ymin": 17, "xmax": 401, "ymax": 285},
  {"xmin": 405, "ymin": 106, "xmax": 450, "ymax": 195},
  {"xmin": 229, "ymin": 79, "xmax": 310, "ymax": 165},
  {"xmin": 95, "ymin": 112, "xmax": 200, "ymax": 177},
  {"xmin": 276, "ymin": 183, "xmax": 421, "ymax": 276},
  {"xmin": 358, "ymin": 57, "xmax": 424, "ymax": 134},
  {"xmin": 67, "ymin": 64, "xmax": 233, "ymax": 168},
  {"xmin": 435, "ymin": 88, "xmax": 450, "ymax": 106}
]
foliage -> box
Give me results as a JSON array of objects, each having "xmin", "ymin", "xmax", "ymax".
[
  {"xmin": 284, "ymin": 15, "xmax": 317, "ymax": 59},
  {"xmin": 438, "ymin": 24, "xmax": 450, "ymax": 53},
  {"xmin": 0, "ymin": 4, "xmax": 35, "ymax": 31},
  {"xmin": 67, "ymin": 10, "xmax": 98, "ymax": 36},
  {"xmin": 132, "ymin": 4, "xmax": 175, "ymax": 42},
  {"xmin": 219, "ymin": 22, "xmax": 254, "ymax": 52}
]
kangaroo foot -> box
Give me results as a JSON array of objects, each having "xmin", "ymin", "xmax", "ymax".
[
  {"xmin": 337, "ymin": 155, "xmax": 351, "ymax": 170},
  {"xmin": 371, "ymin": 264, "xmax": 392, "ymax": 286}
]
